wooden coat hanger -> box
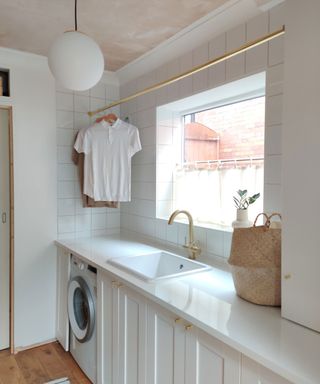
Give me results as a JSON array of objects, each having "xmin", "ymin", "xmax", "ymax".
[{"xmin": 95, "ymin": 113, "xmax": 118, "ymax": 125}]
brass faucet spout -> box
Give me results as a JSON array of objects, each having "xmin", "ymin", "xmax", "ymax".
[
  {"xmin": 167, "ymin": 210, "xmax": 200, "ymax": 259},
  {"xmin": 168, "ymin": 210, "xmax": 194, "ymax": 243}
]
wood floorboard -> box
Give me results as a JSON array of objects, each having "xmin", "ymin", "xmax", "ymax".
[
  {"xmin": 33, "ymin": 344, "xmax": 68, "ymax": 380},
  {"xmin": 15, "ymin": 349, "xmax": 50, "ymax": 384},
  {"xmin": 51, "ymin": 343, "xmax": 91, "ymax": 383},
  {"xmin": 0, "ymin": 342, "xmax": 91, "ymax": 384},
  {"xmin": 0, "ymin": 349, "xmax": 11, "ymax": 360},
  {"xmin": 0, "ymin": 354, "xmax": 26, "ymax": 384}
]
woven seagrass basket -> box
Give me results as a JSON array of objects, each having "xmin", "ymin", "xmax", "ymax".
[{"xmin": 228, "ymin": 213, "xmax": 281, "ymax": 306}]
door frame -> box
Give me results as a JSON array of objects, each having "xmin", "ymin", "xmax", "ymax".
[{"xmin": 0, "ymin": 105, "xmax": 14, "ymax": 353}]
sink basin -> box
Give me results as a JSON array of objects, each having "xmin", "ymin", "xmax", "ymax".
[{"xmin": 108, "ymin": 251, "xmax": 211, "ymax": 282}]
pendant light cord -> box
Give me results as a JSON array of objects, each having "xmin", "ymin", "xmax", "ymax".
[{"xmin": 74, "ymin": 0, "xmax": 78, "ymax": 31}]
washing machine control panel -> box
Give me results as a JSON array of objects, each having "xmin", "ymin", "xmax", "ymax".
[
  {"xmin": 71, "ymin": 254, "xmax": 97, "ymax": 274},
  {"xmin": 78, "ymin": 262, "xmax": 85, "ymax": 271}
]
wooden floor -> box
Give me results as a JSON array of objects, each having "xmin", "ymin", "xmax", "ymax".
[{"xmin": 0, "ymin": 342, "xmax": 91, "ymax": 384}]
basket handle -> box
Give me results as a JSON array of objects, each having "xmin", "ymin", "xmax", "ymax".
[
  {"xmin": 253, "ymin": 213, "xmax": 269, "ymax": 227},
  {"xmin": 254, "ymin": 212, "xmax": 282, "ymax": 228},
  {"xmin": 266, "ymin": 212, "xmax": 282, "ymax": 227}
]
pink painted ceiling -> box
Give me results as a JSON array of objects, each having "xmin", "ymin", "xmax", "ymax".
[{"xmin": 0, "ymin": 0, "xmax": 230, "ymax": 71}]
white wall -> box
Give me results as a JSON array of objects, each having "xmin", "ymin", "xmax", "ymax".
[
  {"xmin": 56, "ymin": 72, "xmax": 121, "ymax": 240},
  {"xmin": 282, "ymin": 0, "xmax": 320, "ymax": 332},
  {"xmin": 119, "ymin": 4, "xmax": 285, "ymax": 264},
  {"xmin": 0, "ymin": 108, "xmax": 10, "ymax": 350},
  {"xmin": 0, "ymin": 48, "xmax": 57, "ymax": 348}
]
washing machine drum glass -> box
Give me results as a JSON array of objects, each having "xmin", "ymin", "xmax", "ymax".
[{"xmin": 68, "ymin": 276, "xmax": 95, "ymax": 343}]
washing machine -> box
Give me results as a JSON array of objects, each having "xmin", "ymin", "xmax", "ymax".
[{"xmin": 68, "ymin": 254, "xmax": 97, "ymax": 383}]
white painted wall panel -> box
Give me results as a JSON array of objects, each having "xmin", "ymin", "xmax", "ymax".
[
  {"xmin": 282, "ymin": 0, "xmax": 320, "ymax": 332},
  {"xmin": 0, "ymin": 48, "xmax": 57, "ymax": 348}
]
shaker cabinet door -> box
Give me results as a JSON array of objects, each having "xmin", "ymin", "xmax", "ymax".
[
  {"xmin": 117, "ymin": 285, "xmax": 147, "ymax": 384},
  {"xmin": 146, "ymin": 304, "xmax": 185, "ymax": 384},
  {"xmin": 241, "ymin": 355, "xmax": 292, "ymax": 384},
  {"xmin": 97, "ymin": 270, "xmax": 115, "ymax": 384},
  {"xmin": 185, "ymin": 327, "xmax": 241, "ymax": 384}
]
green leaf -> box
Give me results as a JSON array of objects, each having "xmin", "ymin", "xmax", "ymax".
[
  {"xmin": 248, "ymin": 193, "xmax": 260, "ymax": 205},
  {"xmin": 237, "ymin": 189, "xmax": 247, "ymax": 197},
  {"xmin": 233, "ymin": 197, "xmax": 240, "ymax": 208}
]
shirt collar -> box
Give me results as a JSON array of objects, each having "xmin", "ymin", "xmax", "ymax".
[{"xmin": 100, "ymin": 118, "xmax": 120, "ymax": 128}]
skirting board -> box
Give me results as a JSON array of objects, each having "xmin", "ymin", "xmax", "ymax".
[
  {"xmin": 45, "ymin": 379, "xmax": 70, "ymax": 384},
  {"xmin": 14, "ymin": 338, "xmax": 57, "ymax": 354}
]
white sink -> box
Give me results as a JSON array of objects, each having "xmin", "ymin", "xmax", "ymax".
[{"xmin": 108, "ymin": 251, "xmax": 211, "ymax": 282}]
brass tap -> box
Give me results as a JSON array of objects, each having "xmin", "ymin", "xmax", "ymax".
[{"xmin": 168, "ymin": 210, "xmax": 201, "ymax": 260}]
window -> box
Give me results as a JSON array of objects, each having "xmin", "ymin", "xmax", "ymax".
[{"xmin": 156, "ymin": 72, "xmax": 266, "ymax": 228}]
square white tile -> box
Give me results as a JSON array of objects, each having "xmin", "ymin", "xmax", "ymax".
[
  {"xmin": 57, "ymin": 110, "xmax": 74, "ymax": 129},
  {"xmin": 74, "ymin": 95, "xmax": 90, "ymax": 113},
  {"xmin": 56, "ymin": 92, "xmax": 74, "ymax": 111}
]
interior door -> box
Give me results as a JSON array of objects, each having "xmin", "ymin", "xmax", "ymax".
[{"xmin": 0, "ymin": 108, "xmax": 10, "ymax": 350}]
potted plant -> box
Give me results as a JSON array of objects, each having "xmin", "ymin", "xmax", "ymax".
[{"xmin": 232, "ymin": 189, "xmax": 260, "ymax": 228}]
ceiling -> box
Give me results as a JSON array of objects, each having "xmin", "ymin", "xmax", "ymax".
[{"xmin": 0, "ymin": 0, "xmax": 231, "ymax": 71}]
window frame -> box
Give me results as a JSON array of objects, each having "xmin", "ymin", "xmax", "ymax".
[{"xmin": 156, "ymin": 72, "xmax": 266, "ymax": 228}]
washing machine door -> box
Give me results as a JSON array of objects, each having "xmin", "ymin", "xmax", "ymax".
[{"xmin": 68, "ymin": 276, "xmax": 95, "ymax": 343}]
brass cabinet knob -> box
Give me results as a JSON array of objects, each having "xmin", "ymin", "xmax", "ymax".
[
  {"xmin": 112, "ymin": 280, "xmax": 124, "ymax": 288},
  {"xmin": 185, "ymin": 324, "xmax": 193, "ymax": 331},
  {"xmin": 284, "ymin": 274, "xmax": 292, "ymax": 280},
  {"xmin": 175, "ymin": 317, "xmax": 182, "ymax": 323}
]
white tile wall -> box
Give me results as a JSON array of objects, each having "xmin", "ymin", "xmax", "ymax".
[
  {"xmin": 265, "ymin": 94, "xmax": 283, "ymax": 126},
  {"xmin": 245, "ymin": 13, "xmax": 269, "ymax": 74},
  {"xmin": 56, "ymin": 92, "xmax": 74, "ymax": 111},
  {"xmin": 166, "ymin": 59, "xmax": 180, "ymax": 103},
  {"xmin": 208, "ymin": 34, "xmax": 226, "ymax": 88},
  {"xmin": 264, "ymin": 155, "xmax": 282, "ymax": 185},
  {"xmin": 207, "ymin": 230, "xmax": 224, "ymax": 257},
  {"xmin": 58, "ymin": 198, "xmax": 75, "ymax": 216},
  {"xmin": 226, "ymin": 24, "xmax": 246, "ymax": 80},
  {"xmin": 192, "ymin": 44, "xmax": 209, "ymax": 94},
  {"xmin": 139, "ymin": 128, "xmax": 155, "ymax": 147},
  {"xmin": 120, "ymin": 5, "xmax": 284, "ymax": 263},
  {"xmin": 132, "ymin": 182, "xmax": 155, "ymax": 200},
  {"xmin": 74, "ymin": 95, "xmax": 90, "ymax": 113},
  {"xmin": 57, "ymin": 110, "xmax": 74, "ymax": 129},
  {"xmin": 265, "ymin": 125, "xmax": 282, "ymax": 155},
  {"xmin": 133, "ymin": 146, "xmax": 156, "ymax": 165},
  {"xmin": 155, "ymin": 219, "xmax": 167, "ymax": 241},
  {"xmin": 266, "ymin": 63, "xmax": 284, "ymax": 96},
  {"xmin": 56, "ymin": 79, "xmax": 121, "ymax": 239},
  {"xmin": 179, "ymin": 52, "xmax": 193, "ymax": 99}
]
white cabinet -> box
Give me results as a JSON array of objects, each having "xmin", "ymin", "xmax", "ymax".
[
  {"xmin": 147, "ymin": 302, "xmax": 241, "ymax": 384},
  {"xmin": 146, "ymin": 304, "xmax": 185, "ymax": 384},
  {"xmin": 117, "ymin": 284, "xmax": 147, "ymax": 384},
  {"xmin": 56, "ymin": 248, "xmax": 70, "ymax": 351},
  {"xmin": 97, "ymin": 271, "xmax": 147, "ymax": 384},
  {"xmin": 95, "ymin": 269, "xmax": 291, "ymax": 384},
  {"xmin": 282, "ymin": 0, "xmax": 320, "ymax": 333},
  {"xmin": 185, "ymin": 327, "xmax": 241, "ymax": 384},
  {"xmin": 241, "ymin": 355, "xmax": 292, "ymax": 384},
  {"xmin": 97, "ymin": 270, "xmax": 114, "ymax": 384}
]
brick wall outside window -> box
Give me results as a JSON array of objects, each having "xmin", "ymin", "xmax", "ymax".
[{"xmin": 184, "ymin": 96, "xmax": 265, "ymax": 166}]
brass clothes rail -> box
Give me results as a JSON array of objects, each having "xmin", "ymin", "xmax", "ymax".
[{"xmin": 88, "ymin": 26, "xmax": 285, "ymax": 117}]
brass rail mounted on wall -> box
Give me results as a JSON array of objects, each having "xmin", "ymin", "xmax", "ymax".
[{"xmin": 88, "ymin": 26, "xmax": 285, "ymax": 117}]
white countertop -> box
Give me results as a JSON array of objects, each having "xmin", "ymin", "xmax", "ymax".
[{"xmin": 56, "ymin": 234, "xmax": 320, "ymax": 384}]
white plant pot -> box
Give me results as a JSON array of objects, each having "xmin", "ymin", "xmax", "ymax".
[{"xmin": 232, "ymin": 209, "xmax": 253, "ymax": 228}]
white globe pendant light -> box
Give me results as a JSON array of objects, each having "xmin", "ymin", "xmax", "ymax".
[{"xmin": 48, "ymin": 0, "xmax": 104, "ymax": 91}]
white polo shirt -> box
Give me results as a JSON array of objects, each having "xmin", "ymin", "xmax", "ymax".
[{"xmin": 74, "ymin": 119, "xmax": 141, "ymax": 201}]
